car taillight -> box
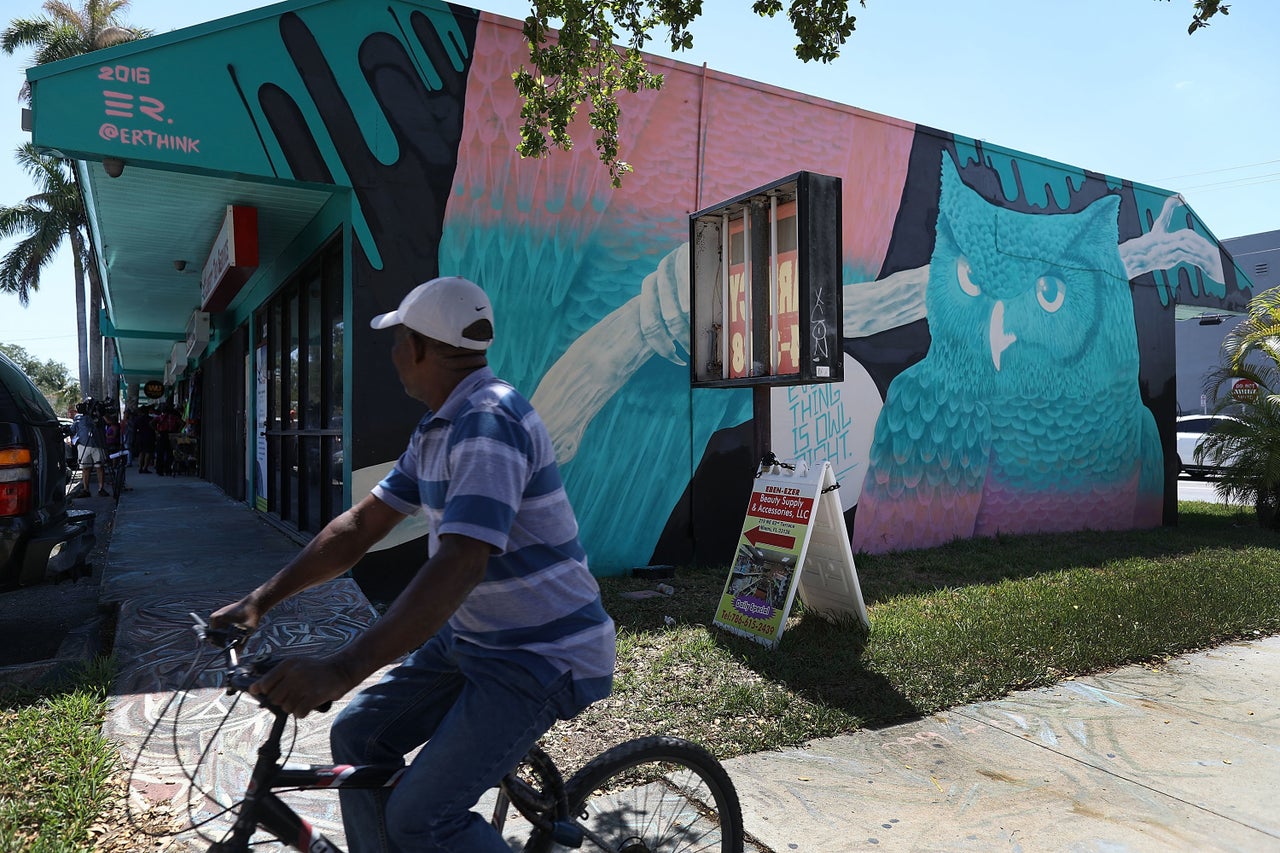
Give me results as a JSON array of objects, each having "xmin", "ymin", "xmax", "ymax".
[{"xmin": 0, "ymin": 448, "xmax": 34, "ymax": 516}]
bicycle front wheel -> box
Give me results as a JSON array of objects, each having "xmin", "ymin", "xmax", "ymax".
[{"xmin": 562, "ymin": 736, "xmax": 743, "ymax": 853}]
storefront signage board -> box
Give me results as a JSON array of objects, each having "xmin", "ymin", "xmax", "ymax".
[
  {"xmin": 201, "ymin": 205, "xmax": 259, "ymax": 313},
  {"xmin": 714, "ymin": 460, "xmax": 867, "ymax": 649}
]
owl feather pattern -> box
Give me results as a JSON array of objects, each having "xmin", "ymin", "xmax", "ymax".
[{"xmin": 853, "ymin": 155, "xmax": 1164, "ymax": 553}]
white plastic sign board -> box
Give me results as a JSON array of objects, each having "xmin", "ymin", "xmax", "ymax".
[
  {"xmin": 714, "ymin": 460, "xmax": 868, "ymax": 649},
  {"xmin": 795, "ymin": 464, "xmax": 869, "ymax": 629}
]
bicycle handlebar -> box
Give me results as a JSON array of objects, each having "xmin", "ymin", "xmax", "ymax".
[
  {"xmin": 190, "ymin": 613, "xmax": 333, "ymax": 715},
  {"xmin": 190, "ymin": 612, "xmax": 250, "ymax": 652}
]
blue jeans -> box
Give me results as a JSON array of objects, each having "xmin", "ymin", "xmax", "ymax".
[{"xmin": 329, "ymin": 636, "xmax": 577, "ymax": 852}]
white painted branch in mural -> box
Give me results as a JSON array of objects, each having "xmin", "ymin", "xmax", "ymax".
[
  {"xmin": 638, "ymin": 242, "xmax": 691, "ymax": 365},
  {"xmin": 532, "ymin": 244, "xmax": 689, "ymax": 463},
  {"xmin": 1118, "ymin": 194, "xmax": 1225, "ymax": 284},
  {"xmin": 532, "ymin": 302, "xmax": 656, "ymax": 463},
  {"xmin": 841, "ymin": 266, "xmax": 931, "ymax": 336}
]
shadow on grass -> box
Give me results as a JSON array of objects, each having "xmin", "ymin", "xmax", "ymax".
[
  {"xmin": 602, "ymin": 573, "xmax": 918, "ymax": 728},
  {"xmin": 725, "ymin": 615, "xmax": 918, "ymax": 728}
]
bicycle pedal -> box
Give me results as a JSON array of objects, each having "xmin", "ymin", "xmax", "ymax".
[{"xmin": 550, "ymin": 821, "xmax": 584, "ymax": 848}]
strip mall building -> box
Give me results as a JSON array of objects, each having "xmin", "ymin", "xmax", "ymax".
[{"xmin": 25, "ymin": 0, "xmax": 1253, "ymax": 599}]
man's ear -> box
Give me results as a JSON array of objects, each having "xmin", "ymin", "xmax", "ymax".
[{"xmin": 409, "ymin": 332, "xmax": 430, "ymax": 362}]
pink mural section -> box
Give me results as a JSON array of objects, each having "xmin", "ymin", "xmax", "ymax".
[
  {"xmin": 444, "ymin": 17, "xmax": 924, "ymax": 567},
  {"xmin": 460, "ymin": 15, "xmax": 915, "ymax": 291},
  {"xmin": 696, "ymin": 72, "xmax": 913, "ymax": 279}
]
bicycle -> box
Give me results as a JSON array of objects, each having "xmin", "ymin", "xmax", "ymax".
[{"xmin": 156, "ymin": 614, "xmax": 745, "ymax": 852}]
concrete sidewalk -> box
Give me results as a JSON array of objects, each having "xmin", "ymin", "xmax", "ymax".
[
  {"xmin": 102, "ymin": 473, "xmax": 1280, "ymax": 852},
  {"xmin": 726, "ymin": 639, "xmax": 1280, "ymax": 851}
]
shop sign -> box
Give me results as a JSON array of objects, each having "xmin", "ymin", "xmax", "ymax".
[
  {"xmin": 713, "ymin": 459, "xmax": 867, "ymax": 649},
  {"xmin": 201, "ymin": 205, "xmax": 259, "ymax": 313},
  {"xmin": 143, "ymin": 380, "xmax": 164, "ymax": 399}
]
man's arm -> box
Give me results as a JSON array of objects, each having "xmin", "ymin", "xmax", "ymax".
[
  {"xmin": 250, "ymin": 533, "xmax": 491, "ymax": 716},
  {"xmin": 210, "ymin": 493, "xmax": 407, "ymax": 630}
]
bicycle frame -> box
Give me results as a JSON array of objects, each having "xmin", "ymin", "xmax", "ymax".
[
  {"xmin": 206, "ymin": 688, "xmax": 558, "ymax": 853},
  {"xmin": 211, "ymin": 705, "xmax": 388, "ymax": 853}
]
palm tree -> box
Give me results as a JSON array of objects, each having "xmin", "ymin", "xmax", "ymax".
[
  {"xmin": 2, "ymin": 1, "xmax": 149, "ymax": 103},
  {"xmin": 2, "ymin": 0, "xmax": 149, "ymax": 399},
  {"xmin": 0, "ymin": 143, "xmax": 94, "ymax": 393},
  {"xmin": 1198, "ymin": 287, "xmax": 1280, "ymax": 528}
]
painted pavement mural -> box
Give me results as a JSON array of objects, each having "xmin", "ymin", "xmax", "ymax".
[{"xmin": 30, "ymin": 0, "xmax": 1252, "ymax": 575}]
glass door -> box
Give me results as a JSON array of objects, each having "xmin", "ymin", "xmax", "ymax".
[{"xmin": 256, "ymin": 238, "xmax": 344, "ymax": 535}]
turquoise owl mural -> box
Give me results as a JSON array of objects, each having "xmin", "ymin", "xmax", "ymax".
[{"xmin": 851, "ymin": 155, "xmax": 1164, "ymax": 553}]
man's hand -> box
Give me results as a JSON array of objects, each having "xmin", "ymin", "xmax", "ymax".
[
  {"xmin": 250, "ymin": 656, "xmax": 357, "ymax": 718},
  {"xmin": 209, "ymin": 598, "xmax": 263, "ymax": 634}
]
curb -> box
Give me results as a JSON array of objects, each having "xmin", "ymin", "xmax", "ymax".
[{"xmin": 0, "ymin": 604, "xmax": 111, "ymax": 689}]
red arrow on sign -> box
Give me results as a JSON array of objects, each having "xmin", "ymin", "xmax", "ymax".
[{"xmin": 743, "ymin": 526, "xmax": 796, "ymax": 550}]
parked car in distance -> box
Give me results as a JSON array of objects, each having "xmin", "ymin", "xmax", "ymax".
[
  {"xmin": 1176, "ymin": 414, "xmax": 1239, "ymax": 479},
  {"xmin": 0, "ymin": 352, "xmax": 96, "ymax": 587}
]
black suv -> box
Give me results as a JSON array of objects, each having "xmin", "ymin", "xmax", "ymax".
[{"xmin": 0, "ymin": 351, "xmax": 96, "ymax": 587}]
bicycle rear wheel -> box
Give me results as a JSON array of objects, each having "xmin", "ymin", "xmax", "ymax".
[{"xmin": 562, "ymin": 736, "xmax": 743, "ymax": 853}]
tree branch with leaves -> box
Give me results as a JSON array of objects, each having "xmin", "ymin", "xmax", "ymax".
[
  {"xmin": 515, "ymin": 1, "xmax": 1232, "ymax": 184},
  {"xmin": 513, "ymin": 0, "xmax": 862, "ymax": 186}
]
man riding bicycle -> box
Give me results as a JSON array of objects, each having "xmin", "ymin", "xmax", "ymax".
[{"xmin": 212, "ymin": 276, "xmax": 616, "ymax": 852}]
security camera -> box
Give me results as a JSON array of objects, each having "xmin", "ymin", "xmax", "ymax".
[
  {"xmin": 102, "ymin": 157, "xmax": 124, "ymax": 178},
  {"xmin": 173, "ymin": 260, "xmax": 187, "ymax": 272}
]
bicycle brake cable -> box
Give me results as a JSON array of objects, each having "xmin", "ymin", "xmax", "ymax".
[{"xmin": 125, "ymin": 643, "xmax": 222, "ymax": 838}]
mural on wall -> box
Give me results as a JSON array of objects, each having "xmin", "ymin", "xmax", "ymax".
[
  {"xmin": 30, "ymin": 0, "xmax": 1254, "ymax": 575},
  {"xmin": 763, "ymin": 131, "xmax": 1246, "ymax": 553},
  {"xmin": 204, "ymin": 2, "xmax": 1251, "ymax": 566},
  {"xmin": 852, "ymin": 153, "xmax": 1164, "ymax": 552}
]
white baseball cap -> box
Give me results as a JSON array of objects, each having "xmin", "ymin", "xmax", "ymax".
[{"xmin": 369, "ymin": 276, "xmax": 494, "ymax": 351}]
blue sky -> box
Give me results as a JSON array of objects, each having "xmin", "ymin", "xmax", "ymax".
[{"xmin": 1, "ymin": 0, "xmax": 1276, "ymax": 373}]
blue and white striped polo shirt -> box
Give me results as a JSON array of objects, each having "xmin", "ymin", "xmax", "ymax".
[{"xmin": 372, "ymin": 367, "xmax": 615, "ymax": 709}]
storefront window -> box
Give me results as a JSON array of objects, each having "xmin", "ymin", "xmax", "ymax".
[{"xmin": 255, "ymin": 237, "xmax": 344, "ymax": 536}]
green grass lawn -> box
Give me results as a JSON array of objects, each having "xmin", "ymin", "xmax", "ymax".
[
  {"xmin": 0, "ymin": 659, "xmax": 121, "ymax": 852},
  {"xmin": 559, "ymin": 500, "xmax": 1280, "ymax": 760},
  {"xmin": 3, "ymin": 500, "xmax": 1278, "ymax": 848}
]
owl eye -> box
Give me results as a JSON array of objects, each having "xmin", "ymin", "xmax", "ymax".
[
  {"xmin": 956, "ymin": 257, "xmax": 981, "ymax": 297},
  {"xmin": 1036, "ymin": 275, "xmax": 1066, "ymax": 313}
]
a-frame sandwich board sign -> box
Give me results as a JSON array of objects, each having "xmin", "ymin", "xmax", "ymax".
[{"xmin": 713, "ymin": 459, "xmax": 868, "ymax": 649}]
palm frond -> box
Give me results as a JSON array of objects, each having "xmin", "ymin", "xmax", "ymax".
[
  {"xmin": 41, "ymin": 1, "xmax": 85, "ymax": 30},
  {"xmin": 0, "ymin": 18, "xmax": 56, "ymax": 55},
  {"xmin": 0, "ymin": 238, "xmax": 41, "ymax": 305},
  {"xmin": 34, "ymin": 27, "xmax": 88, "ymax": 64}
]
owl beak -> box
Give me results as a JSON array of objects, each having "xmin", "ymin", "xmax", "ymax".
[{"xmin": 989, "ymin": 300, "xmax": 1017, "ymax": 371}]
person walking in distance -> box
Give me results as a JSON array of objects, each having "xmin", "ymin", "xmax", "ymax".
[
  {"xmin": 131, "ymin": 406, "xmax": 156, "ymax": 473},
  {"xmin": 153, "ymin": 403, "xmax": 182, "ymax": 476},
  {"xmin": 210, "ymin": 276, "xmax": 616, "ymax": 852},
  {"xmin": 71, "ymin": 399, "xmax": 110, "ymax": 497}
]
